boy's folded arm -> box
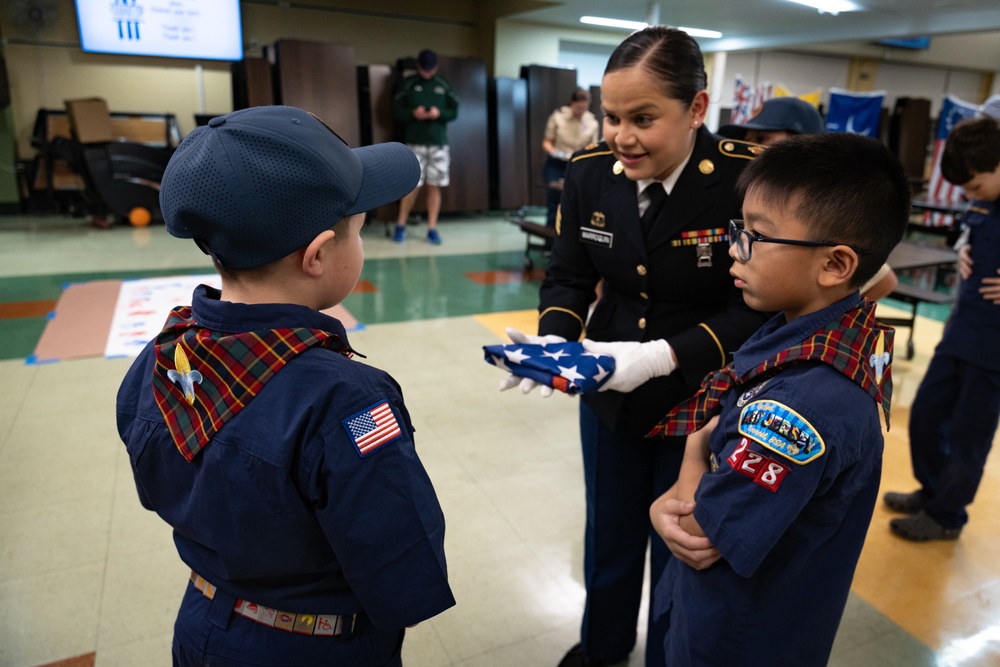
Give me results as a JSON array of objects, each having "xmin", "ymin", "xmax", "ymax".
[
  {"xmin": 675, "ymin": 417, "xmax": 716, "ymax": 538},
  {"xmin": 650, "ymin": 418, "xmax": 721, "ymax": 569}
]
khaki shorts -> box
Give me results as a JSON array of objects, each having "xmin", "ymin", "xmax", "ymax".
[{"xmin": 408, "ymin": 144, "xmax": 451, "ymax": 187}]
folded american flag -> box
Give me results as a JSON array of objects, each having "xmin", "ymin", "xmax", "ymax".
[{"xmin": 483, "ymin": 341, "xmax": 615, "ymax": 395}]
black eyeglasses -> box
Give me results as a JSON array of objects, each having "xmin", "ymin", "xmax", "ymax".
[{"xmin": 728, "ymin": 219, "xmax": 869, "ymax": 262}]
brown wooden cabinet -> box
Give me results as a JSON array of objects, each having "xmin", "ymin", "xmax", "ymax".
[{"xmin": 521, "ymin": 65, "xmax": 579, "ymax": 207}]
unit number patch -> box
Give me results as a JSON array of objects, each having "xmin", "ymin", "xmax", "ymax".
[{"xmin": 727, "ymin": 437, "xmax": 791, "ymax": 492}]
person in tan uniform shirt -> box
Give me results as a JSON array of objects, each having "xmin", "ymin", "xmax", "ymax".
[{"xmin": 542, "ymin": 88, "xmax": 601, "ymax": 240}]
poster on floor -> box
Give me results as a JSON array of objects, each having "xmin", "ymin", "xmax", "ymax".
[{"xmin": 105, "ymin": 275, "xmax": 220, "ymax": 358}]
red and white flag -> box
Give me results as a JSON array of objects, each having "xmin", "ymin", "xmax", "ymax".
[{"xmin": 924, "ymin": 94, "xmax": 978, "ymax": 227}]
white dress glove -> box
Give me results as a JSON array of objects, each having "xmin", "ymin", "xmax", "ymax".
[
  {"xmin": 580, "ymin": 338, "xmax": 677, "ymax": 393},
  {"xmin": 497, "ymin": 327, "xmax": 567, "ymax": 398}
]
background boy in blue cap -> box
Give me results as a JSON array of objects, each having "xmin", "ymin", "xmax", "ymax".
[
  {"xmin": 116, "ymin": 105, "xmax": 455, "ymax": 666},
  {"xmin": 648, "ymin": 133, "xmax": 910, "ymax": 666},
  {"xmin": 719, "ymin": 96, "xmax": 824, "ymax": 146},
  {"xmin": 722, "ymin": 96, "xmax": 898, "ymax": 300}
]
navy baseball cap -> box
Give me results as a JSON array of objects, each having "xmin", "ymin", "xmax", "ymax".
[
  {"xmin": 720, "ymin": 97, "xmax": 824, "ymax": 138},
  {"xmin": 417, "ymin": 49, "xmax": 438, "ymax": 70},
  {"xmin": 160, "ymin": 105, "xmax": 419, "ymax": 270}
]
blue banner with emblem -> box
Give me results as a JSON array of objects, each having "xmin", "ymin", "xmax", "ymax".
[{"xmin": 825, "ymin": 88, "xmax": 885, "ymax": 137}]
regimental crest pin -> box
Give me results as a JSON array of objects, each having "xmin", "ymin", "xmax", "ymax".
[{"xmin": 590, "ymin": 212, "xmax": 606, "ymax": 228}]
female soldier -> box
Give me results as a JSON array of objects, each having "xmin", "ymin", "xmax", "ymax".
[{"xmin": 503, "ymin": 27, "xmax": 767, "ymax": 667}]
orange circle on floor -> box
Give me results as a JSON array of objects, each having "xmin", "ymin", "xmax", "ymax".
[{"xmin": 129, "ymin": 207, "xmax": 152, "ymax": 227}]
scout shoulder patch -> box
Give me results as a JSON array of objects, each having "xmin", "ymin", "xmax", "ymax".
[
  {"xmin": 718, "ymin": 139, "xmax": 764, "ymax": 160},
  {"xmin": 343, "ymin": 399, "xmax": 402, "ymax": 458},
  {"xmin": 738, "ymin": 399, "xmax": 825, "ymax": 464}
]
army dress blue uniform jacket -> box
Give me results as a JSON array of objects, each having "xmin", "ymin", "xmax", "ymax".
[
  {"xmin": 659, "ymin": 294, "xmax": 884, "ymax": 666},
  {"xmin": 116, "ymin": 286, "xmax": 455, "ymax": 631},
  {"xmin": 539, "ymin": 127, "xmax": 769, "ymax": 436}
]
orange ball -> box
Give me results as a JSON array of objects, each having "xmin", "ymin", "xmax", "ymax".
[
  {"xmin": 128, "ymin": 206, "xmax": 153, "ymax": 227},
  {"xmin": 129, "ymin": 207, "xmax": 152, "ymax": 227}
]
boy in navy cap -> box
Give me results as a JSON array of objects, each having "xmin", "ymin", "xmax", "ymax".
[
  {"xmin": 392, "ymin": 48, "xmax": 459, "ymax": 244},
  {"xmin": 648, "ymin": 133, "xmax": 910, "ymax": 666},
  {"xmin": 116, "ymin": 105, "xmax": 455, "ymax": 666},
  {"xmin": 719, "ymin": 96, "xmax": 824, "ymax": 146}
]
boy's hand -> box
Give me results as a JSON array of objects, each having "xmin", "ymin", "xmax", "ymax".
[
  {"xmin": 650, "ymin": 496, "xmax": 720, "ymax": 570},
  {"xmin": 980, "ymin": 275, "xmax": 1000, "ymax": 304},
  {"xmin": 497, "ymin": 327, "xmax": 566, "ymax": 397},
  {"xmin": 957, "ymin": 245, "xmax": 1000, "ymax": 303},
  {"xmin": 957, "ymin": 244, "xmax": 973, "ymax": 281},
  {"xmin": 581, "ymin": 339, "xmax": 676, "ymax": 393}
]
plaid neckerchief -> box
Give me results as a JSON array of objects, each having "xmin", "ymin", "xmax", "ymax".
[
  {"xmin": 648, "ymin": 299, "xmax": 893, "ymax": 438},
  {"xmin": 151, "ymin": 306, "xmax": 353, "ymax": 462}
]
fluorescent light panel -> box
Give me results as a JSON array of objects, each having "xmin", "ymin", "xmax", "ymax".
[
  {"xmin": 580, "ymin": 16, "xmax": 722, "ymax": 38},
  {"xmin": 783, "ymin": 0, "xmax": 860, "ymax": 13},
  {"xmin": 580, "ymin": 16, "xmax": 646, "ymax": 30}
]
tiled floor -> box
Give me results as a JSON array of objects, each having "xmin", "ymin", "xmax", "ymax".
[{"xmin": 1, "ymin": 212, "xmax": 998, "ymax": 666}]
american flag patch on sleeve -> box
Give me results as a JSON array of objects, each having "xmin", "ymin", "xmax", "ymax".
[{"xmin": 343, "ymin": 399, "xmax": 403, "ymax": 458}]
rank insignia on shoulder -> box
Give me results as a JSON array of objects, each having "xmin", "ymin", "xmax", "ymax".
[
  {"xmin": 718, "ymin": 139, "xmax": 764, "ymax": 160},
  {"xmin": 738, "ymin": 400, "xmax": 824, "ymax": 464}
]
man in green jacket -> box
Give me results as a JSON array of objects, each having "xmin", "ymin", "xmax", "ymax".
[{"xmin": 392, "ymin": 49, "xmax": 459, "ymax": 245}]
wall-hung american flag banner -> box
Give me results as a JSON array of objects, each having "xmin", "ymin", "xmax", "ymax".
[
  {"xmin": 923, "ymin": 94, "xmax": 979, "ymax": 227},
  {"xmin": 730, "ymin": 76, "xmax": 789, "ymax": 125}
]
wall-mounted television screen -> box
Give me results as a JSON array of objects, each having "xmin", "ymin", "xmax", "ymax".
[
  {"xmin": 75, "ymin": 0, "xmax": 243, "ymax": 61},
  {"xmin": 877, "ymin": 36, "xmax": 932, "ymax": 50}
]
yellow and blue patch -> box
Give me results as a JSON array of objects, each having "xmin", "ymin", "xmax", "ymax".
[{"xmin": 738, "ymin": 399, "xmax": 825, "ymax": 464}]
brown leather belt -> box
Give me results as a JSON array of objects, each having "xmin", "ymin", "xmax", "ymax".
[{"xmin": 190, "ymin": 571, "xmax": 355, "ymax": 637}]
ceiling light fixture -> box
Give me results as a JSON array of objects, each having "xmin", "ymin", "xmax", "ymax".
[
  {"xmin": 580, "ymin": 16, "xmax": 722, "ymax": 38},
  {"xmin": 783, "ymin": 0, "xmax": 860, "ymax": 15}
]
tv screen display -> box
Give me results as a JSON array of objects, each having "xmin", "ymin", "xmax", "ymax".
[{"xmin": 75, "ymin": 0, "xmax": 243, "ymax": 61}]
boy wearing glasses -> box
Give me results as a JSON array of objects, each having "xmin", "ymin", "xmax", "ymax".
[{"xmin": 646, "ymin": 133, "xmax": 910, "ymax": 666}]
